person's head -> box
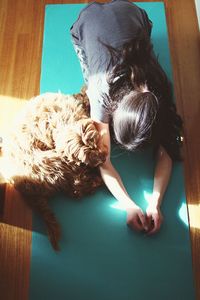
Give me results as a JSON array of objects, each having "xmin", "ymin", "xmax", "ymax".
[{"xmin": 112, "ymin": 90, "xmax": 160, "ymax": 151}]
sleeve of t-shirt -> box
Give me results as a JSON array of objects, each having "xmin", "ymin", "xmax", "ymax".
[{"xmin": 86, "ymin": 73, "xmax": 110, "ymax": 124}]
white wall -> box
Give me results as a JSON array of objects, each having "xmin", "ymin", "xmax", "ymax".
[{"xmin": 195, "ymin": 0, "xmax": 200, "ymax": 29}]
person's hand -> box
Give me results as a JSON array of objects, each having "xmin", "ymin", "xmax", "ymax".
[
  {"xmin": 126, "ymin": 205, "xmax": 149, "ymax": 232},
  {"xmin": 145, "ymin": 205, "xmax": 163, "ymax": 235}
]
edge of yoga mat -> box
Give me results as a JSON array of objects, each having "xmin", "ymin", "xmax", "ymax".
[{"xmin": 29, "ymin": 3, "xmax": 196, "ymax": 300}]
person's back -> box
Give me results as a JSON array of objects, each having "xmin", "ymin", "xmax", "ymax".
[
  {"xmin": 71, "ymin": 0, "xmax": 152, "ymax": 74},
  {"xmin": 70, "ymin": 0, "xmax": 153, "ymax": 123}
]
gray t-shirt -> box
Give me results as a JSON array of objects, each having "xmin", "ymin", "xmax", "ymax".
[{"xmin": 70, "ymin": 0, "xmax": 152, "ymax": 123}]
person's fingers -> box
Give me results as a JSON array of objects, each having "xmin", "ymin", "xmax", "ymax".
[
  {"xmin": 127, "ymin": 214, "xmax": 143, "ymax": 231},
  {"xmin": 147, "ymin": 215, "xmax": 162, "ymax": 235},
  {"xmin": 127, "ymin": 217, "xmax": 143, "ymax": 231},
  {"xmin": 132, "ymin": 217, "xmax": 144, "ymax": 231},
  {"xmin": 146, "ymin": 214, "xmax": 153, "ymax": 231},
  {"xmin": 138, "ymin": 211, "xmax": 148, "ymax": 231},
  {"xmin": 126, "ymin": 213, "xmax": 134, "ymax": 227}
]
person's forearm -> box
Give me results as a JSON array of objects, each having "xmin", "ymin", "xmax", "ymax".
[
  {"xmin": 99, "ymin": 160, "xmax": 137, "ymax": 209},
  {"xmin": 150, "ymin": 146, "xmax": 172, "ymax": 208}
]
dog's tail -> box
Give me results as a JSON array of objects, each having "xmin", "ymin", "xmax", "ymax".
[{"xmin": 26, "ymin": 196, "xmax": 61, "ymax": 251}]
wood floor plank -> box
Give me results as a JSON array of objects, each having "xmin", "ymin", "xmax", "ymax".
[{"xmin": 165, "ymin": 1, "xmax": 200, "ymax": 297}]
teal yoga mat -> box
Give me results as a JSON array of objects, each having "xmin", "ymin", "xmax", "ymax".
[{"xmin": 29, "ymin": 3, "xmax": 195, "ymax": 300}]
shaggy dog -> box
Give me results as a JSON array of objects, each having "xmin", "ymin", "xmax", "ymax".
[{"xmin": 0, "ymin": 88, "xmax": 107, "ymax": 250}]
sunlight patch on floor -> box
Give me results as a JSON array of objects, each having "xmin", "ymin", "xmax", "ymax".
[
  {"xmin": 187, "ymin": 203, "xmax": 200, "ymax": 229},
  {"xmin": 0, "ymin": 95, "xmax": 28, "ymax": 137},
  {"xmin": 0, "ymin": 95, "xmax": 28, "ymax": 183}
]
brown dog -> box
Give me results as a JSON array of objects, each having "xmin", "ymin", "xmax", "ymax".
[{"xmin": 0, "ymin": 88, "xmax": 107, "ymax": 250}]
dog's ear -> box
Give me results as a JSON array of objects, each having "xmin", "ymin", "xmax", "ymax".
[
  {"xmin": 80, "ymin": 120, "xmax": 99, "ymax": 147},
  {"xmin": 55, "ymin": 119, "xmax": 106, "ymax": 166},
  {"xmin": 79, "ymin": 147, "xmax": 106, "ymax": 167},
  {"xmin": 59, "ymin": 129, "xmax": 82, "ymax": 162},
  {"xmin": 78, "ymin": 120, "xmax": 106, "ymax": 167}
]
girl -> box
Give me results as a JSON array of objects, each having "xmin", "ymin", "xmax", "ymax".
[{"xmin": 70, "ymin": 0, "xmax": 183, "ymax": 234}]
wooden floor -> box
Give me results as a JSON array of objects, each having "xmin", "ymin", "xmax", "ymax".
[{"xmin": 0, "ymin": 0, "xmax": 200, "ymax": 299}]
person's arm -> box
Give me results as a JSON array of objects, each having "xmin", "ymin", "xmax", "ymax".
[
  {"xmin": 95, "ymin": 121, "xmax": 148, "ymax": 231},
  {"xmin": 146, "ymin": 145, "xmax": 172, "ymax": 234}
]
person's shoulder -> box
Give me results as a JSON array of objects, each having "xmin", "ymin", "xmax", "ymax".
[
  {"xmin": 93, "ymin": 121, "xmax": 110, "ymax": 155},
  {"xmin": 93, "ymin": 121, "xmax": 109, "ymax": 130}
]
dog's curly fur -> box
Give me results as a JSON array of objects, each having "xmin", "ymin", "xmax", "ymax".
[{"xmin": 1, "ymin": 88, "xmax": 107, "ymax": 250}]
